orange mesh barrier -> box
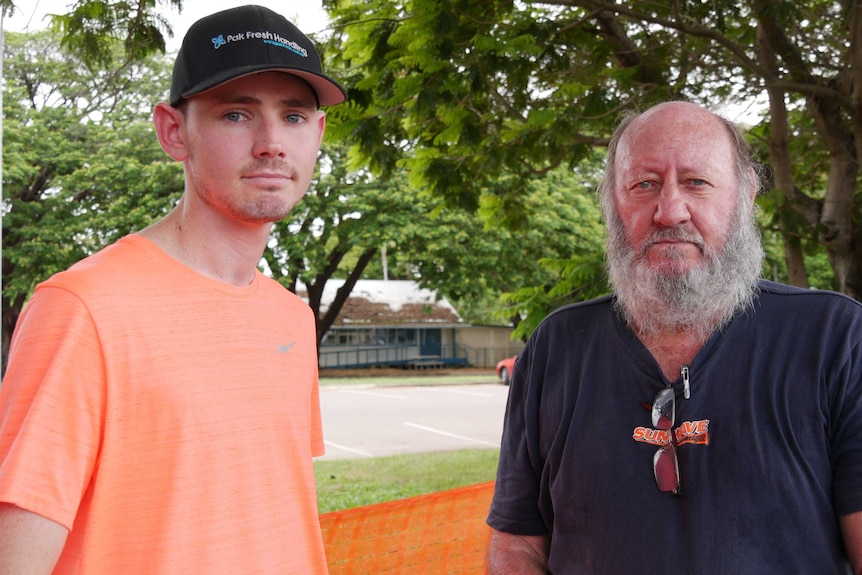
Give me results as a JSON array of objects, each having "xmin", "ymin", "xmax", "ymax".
[{"xmin": 320, "ymin": 481, "xmax": 495, "ymax": 574}]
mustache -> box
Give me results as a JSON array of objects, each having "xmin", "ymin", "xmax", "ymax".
[
  {"xmin": 240, "ymin": 159, "xmax": 296, "ymax": 178},
  {"xmin": 641, "ymin": 226, "xmax": 705, "ymax": 254}
]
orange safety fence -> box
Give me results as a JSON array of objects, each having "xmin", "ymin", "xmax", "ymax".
[{"xmin": 320, "ymin": 481, "xmax": 495, "ymax": 575}]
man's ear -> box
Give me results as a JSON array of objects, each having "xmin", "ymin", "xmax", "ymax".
[
  {"xmin": 316, "ymin": 110, "xmax": 327, "ymax": 148},
  {"xmin": 746, "ymin": 165, "xmax": 758, "ymax": 204},
  {"xmin": 153, "ymin": 102, "xmax": 189, "ymax": 162}
]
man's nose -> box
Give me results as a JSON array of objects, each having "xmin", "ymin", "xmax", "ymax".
[
  {"xmin": 252, "ymin": 120, "xmax": 287, "ymax": 158},
  {"xmin": 653, "ymin": 183, "xmax": 691, "ymax": 227}
]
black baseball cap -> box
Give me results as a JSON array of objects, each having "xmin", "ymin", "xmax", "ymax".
[{"xmin": 170, "ymin": 4, "xmax": 346, "ymax": 107}]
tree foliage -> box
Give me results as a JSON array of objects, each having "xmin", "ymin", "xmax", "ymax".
[
  {"xmin": 263, "ymin": 142, "xmax": 606, "ymax": 345},
  {"xmin": 324, "ymin": 0, "xmax": 862, "ymax": 300},
  {"xmin": 4, "ymin": 0, "xmax": 181, "ymax": 67},
  {"xmin": 3, "ymin": 27, "xmax": 603, "ymax": 367},
  {"xmin": 1, "ymin": 29, "xmax": 183, "ymax": 368},
  {"xmin": 4, "ymin": 0, "xmax": 859, "ymax": 367},
  {"xmin": 265, "ymin": 143, "xmax": 435, "ymax": 345},
  {"xmin": 357, "ymin": 161, "xmax": 608, "ymax": 339}
]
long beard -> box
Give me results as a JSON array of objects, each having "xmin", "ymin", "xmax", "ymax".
[{"xmin": 605, "ymin": 202, "xmax": 764, "ymax": 343}]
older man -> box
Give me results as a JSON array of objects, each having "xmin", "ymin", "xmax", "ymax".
[{"xmin": 487, "ymin": 101, "xmax": 862, "ymax": 574}]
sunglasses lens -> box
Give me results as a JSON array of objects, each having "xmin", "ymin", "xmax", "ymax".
[
  {"xmin": 651, "ymin": 387, "xmax": 675, "ymax": 429},
  {"xmin": 653, "ymin": 444, "xmax": 680, "ymax": 493}
]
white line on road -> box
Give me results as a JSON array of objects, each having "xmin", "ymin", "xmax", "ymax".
[
  {"xmin": 420, "ymin": 387, "xmax": 498, "ymax": 398},
  {"xmin": 402, "ymin": 422, "xmax": 500, "ymax": 447},
  {"xmin": 338, "ymin": 389, "xmax": 408, "ymax": 400},
  {"xmin": 324, "ymin": 440, "xmax": 374, "ymax": 458}
]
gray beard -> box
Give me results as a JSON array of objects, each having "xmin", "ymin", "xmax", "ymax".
[{"xmin": 605, "ymin": 202, "xmax": 764, "ymax": 343}]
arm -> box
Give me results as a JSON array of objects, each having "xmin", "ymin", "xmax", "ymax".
[
  {"xmin": 841, "ymin": 510, "xmax": 862, "ymax": 575},
  {"xmin": 487, "ymin": 529, "xmax": 550, "ymax": 575},
  {"xmin": 0, "ymin": 503, "xmax": 68, "ymax": 575}
]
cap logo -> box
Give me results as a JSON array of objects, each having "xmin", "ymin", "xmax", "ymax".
[{"xmin": 208, "ymin": 29, "xmax": 309, "ymax": 58}]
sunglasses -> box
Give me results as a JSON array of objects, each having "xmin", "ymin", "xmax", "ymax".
[{"xmin": 651, "ymin": 386, "xmax": 682, "ymax": 495}]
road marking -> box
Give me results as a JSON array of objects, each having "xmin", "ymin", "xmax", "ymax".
[
  {"xmin": 421, "ymin": 387, "xmax": 497, "ymax": 398},
  {"xmin": 402, "ymin": 422, "xmax": 500, "ymax": 447},
  {"xmin": 324, "ymin": 440, "xmax": 374, "ymax": 458},
  {"xmin": 338, "ymin": 389, "xmax": 408, "ymax": 400}
]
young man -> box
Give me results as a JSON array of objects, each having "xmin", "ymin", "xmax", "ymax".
[
  {"xmin": 487, "ymin": 101, "xmax": 862, "ymax": 574},
  {"xmin": 0, "ymin": 5, "xmax": 345, "ymax": 574}
]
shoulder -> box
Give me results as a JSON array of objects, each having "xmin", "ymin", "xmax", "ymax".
[
  {"xmin": 757, "ymin": 279, "xmax": 858, "ymax": 301},
  {"xmin": 543, "ymin": 293, "xmax": 615, "ymax": 320},
  {"xmin": 748, "ymin": 281, "xmax": 862, "ymax": 351},
  {"xmin": 41, "ymin": 236, "xmax": 155, "ymax": 295},
  {"xmin": 256, "ymin": 274, "xmax": 313, "ymax": 311},
  {"xmin": 521, "ymin": 294, "xmax": 622, "ymax": 361},
  {"xmin": 533, "ymin": 294, "xmax": 616, "ymax": 334},
  {"xmin": 755, "ymin": 280, "xmax": 862, "ymax": 316}
]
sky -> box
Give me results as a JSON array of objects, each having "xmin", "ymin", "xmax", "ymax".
[{"xmin": 2, "ymin": 0, "xmax": 330, "ymax": 51}]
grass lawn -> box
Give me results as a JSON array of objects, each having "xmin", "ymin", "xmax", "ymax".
[{"xmin": 315, "ymin": 448, "xmax": 500, "ymax": 513}]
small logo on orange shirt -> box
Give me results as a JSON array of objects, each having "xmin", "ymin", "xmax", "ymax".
[{"xmin": 278, "ymin": 342, "xmax": 296, "ymax": 353}]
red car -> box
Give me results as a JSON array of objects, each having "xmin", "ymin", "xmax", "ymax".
[{"xmin": 496, "ymin": 356, "xmax": 516, "ymax": 385}]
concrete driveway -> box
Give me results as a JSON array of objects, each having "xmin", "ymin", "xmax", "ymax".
[{"xmin": 317, "ymin": 383, "xmax": 510, "ymax": 460}]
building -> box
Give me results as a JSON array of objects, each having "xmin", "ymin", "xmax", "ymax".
[{"xmin": 305, "ymin": 280, "xmax": 522, "ymax": 369}]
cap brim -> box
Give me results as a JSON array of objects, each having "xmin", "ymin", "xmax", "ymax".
[{"xmin": 178, "ymin": 66, "xmax": 347, "ymax": 107}]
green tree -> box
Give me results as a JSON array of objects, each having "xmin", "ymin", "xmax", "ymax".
[
  {"xmin": 8, "ymin": 1, "xmax": 859, "ymax": 355},
  {"xmin": 3, "ymin": 0, "xmax": 181, "ymax": 66},
  {"xmin": 324, "ymin": 0, "xmax": 861, "ymax": 300},
  {"xmin": 1, "ymin": 29, "xmax": 182, "ymax": 369},
  {"xmin": 7, "ymin": 27, "xmax": 590, "ymax": 368},
  {"xmin": 264, "ymin": 144, "xmax": 436, "ymax": 345},
  {"xmin": 266, "ymin": 139, "xmax": 607, "ymax": 346},
  {"xmin": 391, "ymin": 165, "xmax": 608, "ymax": 339}
]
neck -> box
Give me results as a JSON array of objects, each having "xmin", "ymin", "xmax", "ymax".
[
  {"xmin": 137, "ymin": 199, "xmax": 272, "ymax": 287},
  {"xmin": 636, "ymin": 326, "xmax": 708, "ymax": 382}
]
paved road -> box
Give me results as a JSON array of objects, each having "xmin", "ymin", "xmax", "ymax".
[{"xmin": 317, "ymin": 383, "xmax": 510, "ymax": 460}]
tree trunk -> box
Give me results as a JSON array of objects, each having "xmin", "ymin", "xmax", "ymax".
[
  {"xmin": 756, "ymin": 3, "xmax": 859, "ymax": 297},
  {"xmin": 314, "ymin": 247, "xmax": 379, "ymax": 346},
  {"xmin": 755, "ymin": 23, "xmax": 810, "ymax": 287},
  {"xmin": 819, "ymin": 153, "xmax": 857, "ymax": 291},
  {"xmin": 844, "ymin": 0, "xmax": 862, "ymax": 301}
]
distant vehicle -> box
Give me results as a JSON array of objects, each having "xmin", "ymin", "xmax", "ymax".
[{"xmin": 496, "ymin": 356, "xmax": 516, "ymax": 385}]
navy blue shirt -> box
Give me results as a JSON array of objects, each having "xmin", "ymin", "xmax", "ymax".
[{"xmin": 488, "ymin": 281, "xmax": 862, "ymax": 573}]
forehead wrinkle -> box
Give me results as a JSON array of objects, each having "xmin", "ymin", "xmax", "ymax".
[{"xmin": 619, "ymin": 133, "xmax": 730, "ymax": 180}]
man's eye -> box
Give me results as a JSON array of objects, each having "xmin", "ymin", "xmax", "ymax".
[
  {"xmin": 224, "ymin": 112, "xmax": 245, "ymax": 122},
  {"xmin": 286, "ymin": 113, "xmax": 305, "ymax": 124},
  {"xmin": 690, "ymin": 179, "xmax": 706, "ymax": 186},
  {"xmin": 637, "ymin": 181, "xmax": 652, "ymax": 189}
]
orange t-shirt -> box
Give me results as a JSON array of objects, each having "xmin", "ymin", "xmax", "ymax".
[{"xmin": 0, "ymin": 235, "xmax": 328, "ymax": 574}]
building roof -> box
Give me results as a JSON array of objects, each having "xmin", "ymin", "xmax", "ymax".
[{"xmin": 301, "ymin": 279, "xmax": 462, "ymax": 327}]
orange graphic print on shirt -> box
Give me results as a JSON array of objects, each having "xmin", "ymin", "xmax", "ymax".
[{"xmin": 632, "ymin": 419, "xmax": 710, "ymax": 447}]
